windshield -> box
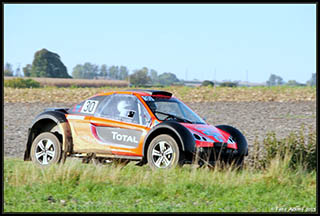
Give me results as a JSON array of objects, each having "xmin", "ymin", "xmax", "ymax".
[{"xmin": 142, "ymin": 96, "xmax": 206, "ymax": 124}]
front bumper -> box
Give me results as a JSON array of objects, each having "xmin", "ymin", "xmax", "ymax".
[
  {"xmin": 193, "ymin": 146, "xmax": 240, "ymax": 166},
  {"xmin": 195, "ymin": 140, "xmax": 237, "ymax": 150},
  {"xmin": 183, "ymin": 142, "xmax": 239, "ymax": 165}
]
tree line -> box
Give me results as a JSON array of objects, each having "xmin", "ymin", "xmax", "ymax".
[
  {"xmin": 71, "ymin": 63, "xmax": 129, "ymax": 80},
  {"xmin": 4, "ymin": 48, "xmax": 316, "ymax": 87},
  {"xmin": 266, "ymin": 73, "xmax": 316, "ymax": 87},
  {"xmin": 4, "ymin": 48, "xmax": 182, "ymax": 86}
]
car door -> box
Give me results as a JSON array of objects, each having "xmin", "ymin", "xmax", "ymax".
[
  {"xmin": 90, "ymin": 93, "xmax": 152, "ymax": 157},
  {"xmin": 67, "ymin": 95, "xmax": 114, "ymax": 154}
]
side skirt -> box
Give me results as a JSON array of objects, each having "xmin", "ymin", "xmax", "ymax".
[{"xmin": 69, "ymin": 153, "xmax": 142, "ymax": 161}]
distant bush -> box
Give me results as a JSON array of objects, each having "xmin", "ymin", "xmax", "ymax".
[
  {"xmin": 201, "ymin": 80, "xmax": 214, "ymax": 87},
  {"xmin": 286, "ymin": 80, "xmax": 306, "ymax": 87},
  {"xmin": 4, "ymin": 78, "xmax": 41, "ymax": 88},
  {"xmin": 220, "ymin": 81, "xmax": 238, "ymax": 87},
  {"xmin": 4, "ymin": 77, "xmax": 129, "ymax": 88}
]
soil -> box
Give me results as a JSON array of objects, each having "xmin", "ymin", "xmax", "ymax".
[{"xmin": 4, "ymin": 101, "xmax": 316, "ymax": 159}]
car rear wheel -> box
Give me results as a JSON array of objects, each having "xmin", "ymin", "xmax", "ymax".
[
  {"xmin": 30, "ymin": 132, "xmax": 62, "ymax": 166},
  {"xmin": 147, "ymin": 134, "xmax": 180, "ymax": 169}
]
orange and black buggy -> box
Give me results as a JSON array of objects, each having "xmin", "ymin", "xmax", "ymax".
[{"xmin": 24, "ymin": 90, "xmax": 248, "ymax": 169}]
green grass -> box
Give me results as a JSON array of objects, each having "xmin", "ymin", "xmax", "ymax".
[{"xmin": 4, "ymin": 157, "xmax": 316, "ymax": 213}]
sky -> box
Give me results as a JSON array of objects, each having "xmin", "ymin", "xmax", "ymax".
[{"xmin": 4, "ymin": 4, "xmax": 316, "ymax": 83}]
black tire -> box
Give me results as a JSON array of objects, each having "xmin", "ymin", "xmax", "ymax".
[
  {"xmin": 30, "ymin": 132, "xmax": 62, "ymax": 166},
  {"xmin": 147, "ymin": 134, "xmax": 180, "ymax": 169},
  {"xmin": 215, "ymin": 125, "xmax": 248, "ymax": 167}
]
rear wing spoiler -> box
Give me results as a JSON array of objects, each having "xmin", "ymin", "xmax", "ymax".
[{"xmin": 130, "ymin": 89, "xmax": 172, "ymax": 97}]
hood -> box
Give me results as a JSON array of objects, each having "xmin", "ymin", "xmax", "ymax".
[{"xmin": 181, "ymin": 123, "xmax": 230, "ymax": 143}]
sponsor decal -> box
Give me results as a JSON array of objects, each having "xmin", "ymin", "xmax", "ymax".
[
  {"xmin": 195, "ymin": 127, "xmax": 224, "ymax": 142},
  {"xmin": 196, "ymin": 127, "xmax": 217, "ymax": 134},
  {"xmin": 67, "ymin": 115, "xmax": 85, "ymax": 120},
  {"xmin": 111, "ymin": 131, "xmax": 138, "ymax": 144},
  {"xmin": 93, "ymin": 125, "xmax": 142, "ymax": 148},
  {"xmin": 212, "ymin": 132, "xmax": 224, "ymax": 142},
  {"xmin": 81, "ymin": 100, "xmax": 99, "ymax": 114},
  {"xmin": 75, "ymin": 104, "xmax": 82, "ymax": 112}
]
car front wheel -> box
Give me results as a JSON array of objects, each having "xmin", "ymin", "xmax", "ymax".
[
  {"xmin": 147, "ymin": 134, "xmax": 180, "ymax": 169},
  {"xmin": 215, "ymin": 125, "xmax": 248, "ymax": 168},
  {"xmin": 30, "ymin": 132, "xmax": 62, "ymax": 166}
]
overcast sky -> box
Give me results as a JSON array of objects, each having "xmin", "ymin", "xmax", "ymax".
[{"xmin": 4, "ymin": 4, "xmax": 316, "ymax": 83}]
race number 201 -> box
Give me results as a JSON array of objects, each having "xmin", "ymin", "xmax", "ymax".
[{"xmin": 80, "ymin": 100, "xmax": 99, "ymax": 114}]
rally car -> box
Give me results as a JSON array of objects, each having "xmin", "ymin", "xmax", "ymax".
[{"xmin": 24, "ymin": 89, "xmax": 248, "ymax": 169}]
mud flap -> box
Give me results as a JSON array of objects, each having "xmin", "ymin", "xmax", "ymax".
[{"xmin": 58, "ymin": 122, "xmax": 73, "ymax": 164}]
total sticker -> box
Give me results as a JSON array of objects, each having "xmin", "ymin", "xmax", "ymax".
[{"xmin": 81, "ymin": 100, "xmax": 99, "ymax": 114}]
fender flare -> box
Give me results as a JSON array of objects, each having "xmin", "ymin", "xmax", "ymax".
[
  {"xmin": 142, "ymin": 121, "xmax": 195, "ymax": 157},
  {"xmin": 215, "ymin": 124, "xmax": 248, "ymax": 156},
  {"xmin": 24, "ymin": 110, "xmax": 72, "ymax": 161}
]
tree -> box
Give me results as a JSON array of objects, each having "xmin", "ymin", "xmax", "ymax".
[
  {"xmin": 306, "ymin": 73, "xmax": 316, "ymax": 86},
  {"xmin": 83, "ymin": 62, "xmax": 99, "ymax": 79},
  {"xmin": 266, "ymin": 74, "xmax": 276, "ymax": 86},
  {"xmin": 149, "ymin": 69, "xmax": 158, "ymax": 84},
  {"xmin": 129, "ymin": 67, "xmax": 151, "ymax": 86},
  {"xmin": 4, "ymin": 63, "xmax": 14, "ymax": 76},
  {"xmin": 267, "ymin": 74, "xmax": 284, "ymax": 86},
  {"xmin": 15, "ymin": 66, "xmax": 22, "ymax": 77},
  {"xmin": 72, "ymin": 64, "xmax": 85, "ymax": 79},
  {"xmin": 201, "ymin": 80, "xmax": 214, "ymax": 87},
  {"xmin": 277, "ymin": 76, "xmax": 284, "ymax": 85},
  {"xmin": 72, "ymin": 63, "xmax": 99, "ymax": 79},
  {"xmin": 30, "ymin": 48, "xmax": 70, "ymax": 78},
  {"xmin": 109, "ymin": 66, "xmax": 119, "ymax": 80},
  {"xmin": 23, "ymin": 64, "xmax": 32, "ymax": 77},
  {"xmin": 220, "ymin": 81, "xmax": 238, "ymax": 87},
  {"xmin": 287, "ymin": 80, "xmax": 301, "ymax": 86},
  {"xmin": 158, "ymin": 72, "xmax": 180, "ymax": 86},
  {"xmin": 119, "ymin": 66, "xmax": 129, "ymax": 80},
  {"xmin": 100, "ymin": 64, "xmax": 108, "ymax": 79}
]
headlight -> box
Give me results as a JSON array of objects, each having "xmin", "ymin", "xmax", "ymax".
[{"xmin": 227, "ymin": 136, "xmax": 235, "ymax": 144}]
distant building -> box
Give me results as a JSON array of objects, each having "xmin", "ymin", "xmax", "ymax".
[
  {"xmin": 182, "ymin": 79, "xmax": 267, "ymax": 87},
  {"xmin": 237, "ymin": 81, "xmax": 267, "ymax": 87},
  {"xmin": 183, "ymin": 80, "xmax": 203, "ymax": 87}
]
